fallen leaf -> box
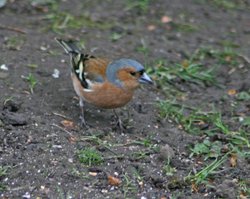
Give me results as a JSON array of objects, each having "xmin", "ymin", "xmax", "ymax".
[
  {"xmin": 68, "ymin": 135, "xmax": 77, "ymax": 144},
  {"xmin": 225, "ymin": 56, "xmax": 232, "ymax": 62},
  {"xmin": 147, "ymin": 24, "xmax": 156, "ymax": 31},
  {"xmin": 161, "ymin": 15, "xmax": 172, "ymax": 23},
  {"xmin": 61, "ymin": 120, "xmax": 76, "ymax": 130},
  {"xmin": 227, "ymin": 89, "xmax": 237, "ymax": 96},
  {"xmin": 239, "ymin": 191, "xmax": 247, "ymax": 199},
  {"xmin": 230, "ymin": 153, "xmax": 237, "ymax": 167},
  {"xmin": 107, "ymin": 175, "xmax": 121, "ymax": 186},
  {"xmin": 191, "ymin": 182, "xmax": 198, "ymax": 193},
  {"xmin": 181, "ymin": 60, "xmax": 189, "ymax": 68}
]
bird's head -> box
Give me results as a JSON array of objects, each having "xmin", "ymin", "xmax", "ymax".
[{"xmin": 106, "ymin": 58, "xmax": 153, "ymax": 90}]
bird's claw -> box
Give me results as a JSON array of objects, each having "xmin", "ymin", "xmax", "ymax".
[
  {"xmin": 114, "ymin": 117, "xmax": 126, "ymax": 133},
  {"xmin": 79, "ymin": 115, "xmax": 91, "ymax": 128}
]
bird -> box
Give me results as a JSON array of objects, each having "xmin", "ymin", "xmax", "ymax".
[{"xmin": 56, "ymin": 38, "xmax": 153, "ymax": 130}]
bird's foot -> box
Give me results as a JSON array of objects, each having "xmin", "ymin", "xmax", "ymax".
[
  {"xmin": 114, "ymin": 117, "xmax": 127, "ymax": 133},
  {"xmin": 112, "ymin": 109, "xmax": 127, "ymax": 133},
  {"xmin": 79, "ymin": 115, "xmax": 92, "ymax": 129}
]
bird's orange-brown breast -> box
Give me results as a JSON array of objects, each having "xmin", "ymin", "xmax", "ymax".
[{"xmin": 71, "ymin": 73, "xmax": 134, "ymax": 109}]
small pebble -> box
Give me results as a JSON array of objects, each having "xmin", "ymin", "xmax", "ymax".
[
  {"xmin": 22, "ymin": 192, "xmax": 31, "ymax": 199},
  {"xmin": 239, "ymin": 117, "xmax": 244, "ymax": 122},
  {"xmin": 101, "ymin": 189, "xmax": 108, "ymax": 193},
  {"xmin": 40, "ymin": 185, "xmax": 45, "ymax": 190},
  {"xmin": 52, "ymin": 145, "xmax": 62, "ymax": 149},
  {"xmin": 52, "ymin": 69, "xmax": 60, "ymax": 78},
  {"xmin": 0, "ymin": 64, "xmax": 8, "ymax": 71},
  {"xmin": 40, "ymin": 46, "xmax": 47, "ymax": 51}
]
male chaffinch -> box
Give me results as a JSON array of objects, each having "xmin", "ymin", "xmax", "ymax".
[{"xmin": 56, "ymin": 38, "xmax": 153, "ymax": 130}]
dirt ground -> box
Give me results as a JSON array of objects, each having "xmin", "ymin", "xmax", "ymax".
[{"xmin": 0, "ymin": 0, "xmax": 249, "ymax": 198}]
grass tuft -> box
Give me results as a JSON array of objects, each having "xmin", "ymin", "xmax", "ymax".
[
  {"xmin": 4, "ymin": 36, "xmax": 26, "ymax": 50},
  {"xmin": 147, "ymin": 58, "xmax": 216, "ymax": 97},
  {"xmin": 0, "ymin": 166, "xmax": 9, "ymax": 191},
  {"xmin": 126, "ymin": 0, "xmax": 150, "ymax": 12},
  {"xmin": 22, "ymin": 73, "xmax": 37, "ymax": 94},
  {"xmin": 186, "ymin": 152, "xmax": 229, "ymax": 185},
  {"xmin": 77, "ymin": 148, "xmax": 103, "ymax": 166}
]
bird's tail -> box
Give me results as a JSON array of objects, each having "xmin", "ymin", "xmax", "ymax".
[
  {"xmin": 55, "ymin": 38, "xmax": 81, "ymax": 54},
  {"xmin": 55, "ymin": 38, "xmax": 89, "ymax": 88}
]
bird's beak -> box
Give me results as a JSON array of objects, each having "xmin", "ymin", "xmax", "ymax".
[{"xmin": 139, "ymin": 73, "xmax": 153, "ymax": 84}]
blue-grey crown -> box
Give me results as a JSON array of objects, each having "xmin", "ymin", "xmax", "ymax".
[{"xmin": 106, "ymin": 58, "xmax": 145, "ymax": 87}]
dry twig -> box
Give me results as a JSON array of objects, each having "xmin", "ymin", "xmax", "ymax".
[{"xmin": 0, "ymin": 24, "xmax": 26, "ymax": 34}]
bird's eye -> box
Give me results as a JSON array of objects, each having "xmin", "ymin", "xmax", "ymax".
[
  {"xmin": 130, "ymin": 71, "xmax": 136, "ymax": 76},
  {"xmin": 139, "ymin": 70, "xmax": 144, "ymax": 75}
]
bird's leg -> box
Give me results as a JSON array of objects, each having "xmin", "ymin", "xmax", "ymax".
[
  {"xmin": 79, "ymin": 98, "xmax": 88, "ymax": 127},
  {"xmin": 126, "ymin": 107, "xmax": 131, "ymax": 123},
  {"xmin": 113, "ymin": 109, "xmax": 126, "ymax": 132}
]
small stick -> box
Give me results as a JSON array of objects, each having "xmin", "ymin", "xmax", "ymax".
[
  {"xmin": 0, "ymin": 24, "xmax": 26, "ymax": 34},
  {"xmin": 51, "ymin": 123, "xmax": 72, "ymax": 136},
  {"xmin": 52, "ymin": 112, "xmax": 72, "ymax": 120},
  {"xmin": 239, "ymin": 54, "xmax": 250, "ymax": 64}
]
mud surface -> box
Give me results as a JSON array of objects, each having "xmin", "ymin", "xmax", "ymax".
[{"xmin": 0, "ymin": 0, "xmax": 249, "ymax": 198}]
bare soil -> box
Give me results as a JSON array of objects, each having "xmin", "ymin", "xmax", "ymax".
[{"xmin": 0, "ymin": 0, "xmax": 249, "ymax": 198}]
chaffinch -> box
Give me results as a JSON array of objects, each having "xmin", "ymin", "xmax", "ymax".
[{"xmin": 56, "ymin": 38, "xmax": 153, "ymax": 130}]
